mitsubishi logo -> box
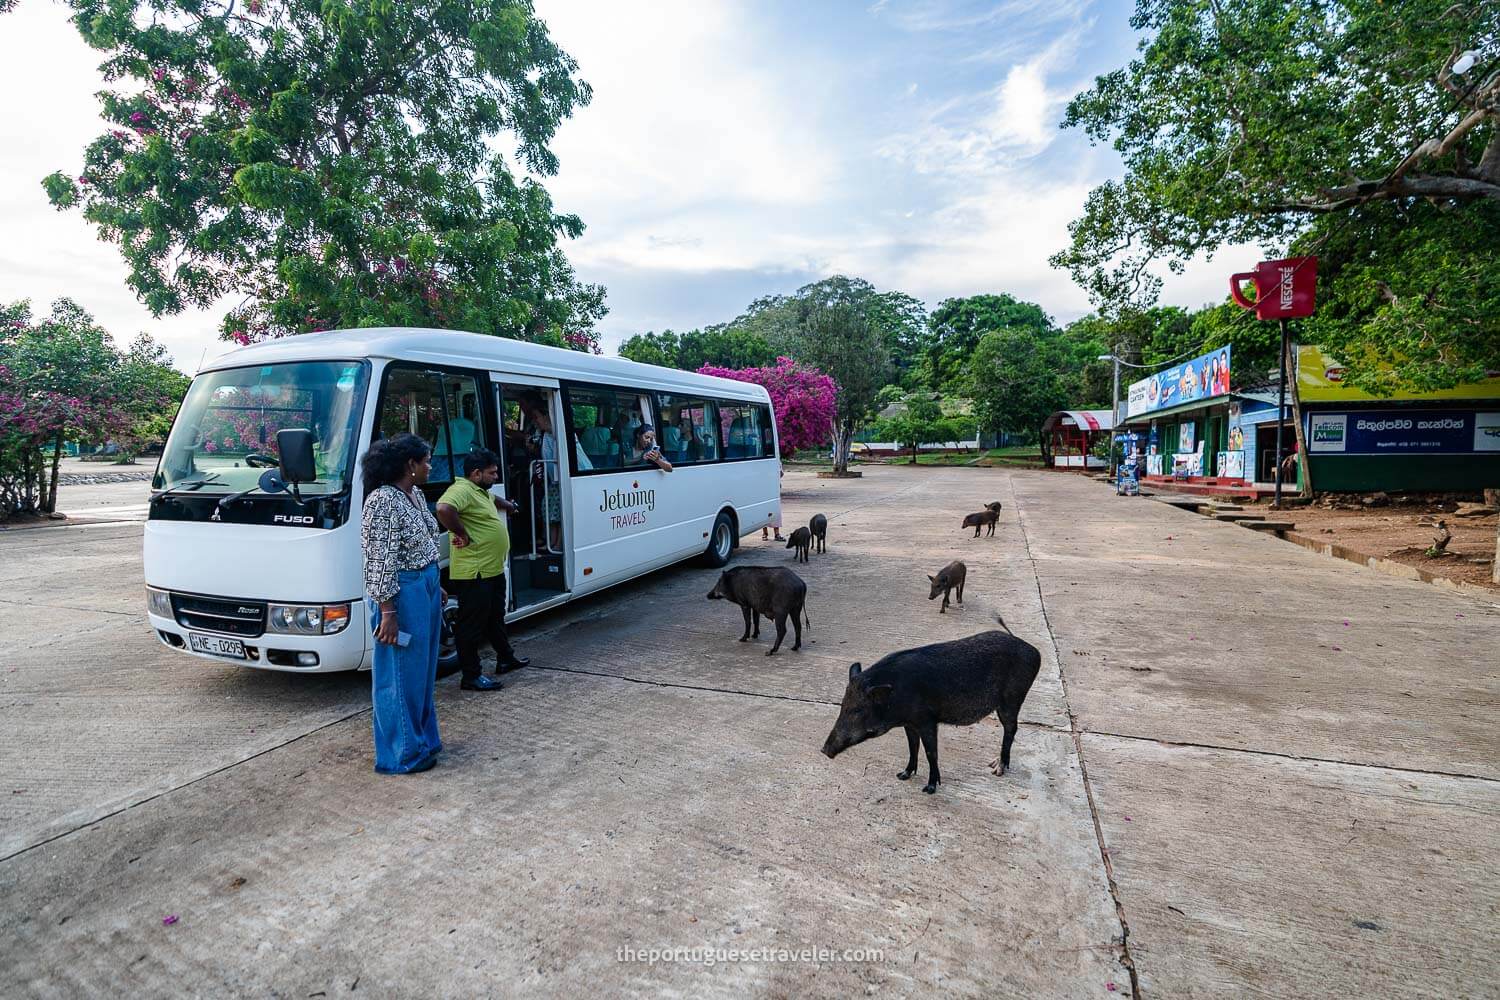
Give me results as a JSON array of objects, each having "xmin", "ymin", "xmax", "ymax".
[{"xmin": 210, "ymin": 508, "xmax": 222, "ymax": 522}]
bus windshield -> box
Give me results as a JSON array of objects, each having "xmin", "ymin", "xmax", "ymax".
[{"xmin": 154, "ymin": 361, "xmax": 370, "ymax": 496}]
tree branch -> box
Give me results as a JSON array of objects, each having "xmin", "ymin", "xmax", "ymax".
[{"xmin": 1269, "ymin": 173, "xmax": 1500, "ymax": 213}]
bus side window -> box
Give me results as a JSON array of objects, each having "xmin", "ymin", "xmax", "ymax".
[
  {"xmin": 376, "ymin": 367, "xmax": 484, "ymax": 487},
  {"xmin": 378, "ymin": 369, "xmax": 449, "ymax": 473},
  {"xmin": 755, "ymin": 402, "xmax": 775, "ymax": 457},
  {"xmin": 437, "ymin": 373, "xmax": 485, "ymax": 478},
  {"xmin": 719, "ymin": 401, "xmax": 764, "ymax": 459},
  {"xmin": 656, "ymin": 394, "xmax": 717, "ymax": 464}
]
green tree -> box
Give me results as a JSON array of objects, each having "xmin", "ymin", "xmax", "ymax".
[
  {"xmin": 926, "ymin": 294, "xmax": 1054, "ymax": 393},
  {"xmin": 37, "ymin": 0, "xmax": 603, "ymax": 345},
  {"xmin": 676, "ymin": 326, "xmax": 775, "ymax": 371},
  {"xmin": 1053, "ymin": 0, "xmax": 1499, "ymax": 392},
  {"xmin": 876, "ymin": 395, "xmax": 942, "ymax": 464},
  {"xmin": 618, "ymin": 326, "xmax": 775, "ymax": 370},
  {"xmin": 115, "ymin": 334, "xmax": 192, "ymax": 457},
  {"xmin": 967, "ymin": 328, "xmax": 1069, "ymax": 443},
  {"xmin": 618, "ymin": 330, "xmax": 682, "ymax": 368},
  {"xmin": 865, "ymin": 291, "xmax": 932, "ymax": 388},
  {"xmin": 783, "ymin": 303, "xmax": 891, "ymax": 474},
  {"xmin": 0, "ymin": 299, "xmax": 183, "ymax": 514}
]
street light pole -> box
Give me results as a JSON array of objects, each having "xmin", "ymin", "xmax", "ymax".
[{"xmin": 1099, "ymin": 350, "xmax": 1121, "ymax": 478}]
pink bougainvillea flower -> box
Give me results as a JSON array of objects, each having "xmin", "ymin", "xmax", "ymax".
[{"xmin": 162, "ymin": 914, "xmax": 178, "ymax": 926}]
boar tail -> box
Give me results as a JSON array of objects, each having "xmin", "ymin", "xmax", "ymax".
[
  {"xmin": 995, "ymin": 614, "xmax": 1013, "ymax": 634},
  {"xmin": 804, "ymin": 605, "xmax": 813, "ymax": 631}
]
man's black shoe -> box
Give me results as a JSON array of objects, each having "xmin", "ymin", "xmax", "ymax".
[
  {"xmin": 495, "ymin": 655, "xmax": 530, "ymax": 675},
  {"xmin": 460, "ymin": 675, "xmax": 504, "ymax": 692}
]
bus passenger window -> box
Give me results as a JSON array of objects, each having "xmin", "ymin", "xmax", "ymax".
[
  {"xmin": 718, "ymin": 401, "xmax": 766, "ymax": 459},
  {"xmin": 656, "ymin": 395, "xmax": 717, "ymax": 464},
  {"xmin": 378, "ymin": 369, "xmax": 450, "ymax": 478},
  {"xmin": 442, "ymin": 377, "xmax": 485, "ymax": 457},
  {"xmin": 565, "ymin": 386, "xmax": 652, "ymax": 471}
]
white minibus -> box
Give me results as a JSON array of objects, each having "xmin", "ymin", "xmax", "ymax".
[{"xmin": 144, "ymin": 328, "xmax": 781, "ymax": 672}]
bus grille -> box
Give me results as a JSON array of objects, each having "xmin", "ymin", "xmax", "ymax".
[{"xmin": 171, "ymin": 593, "xmax": 266, "ymax": 637}]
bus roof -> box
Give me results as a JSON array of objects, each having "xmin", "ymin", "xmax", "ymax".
[{"xmin": 199, "ymin": 327, "xmax": 774, "ymax": 402}]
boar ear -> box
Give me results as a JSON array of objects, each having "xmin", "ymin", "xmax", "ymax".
[
  {"xmin": 848, "ymin": 662, "xmax": 862, "ymax": 680},
  {"xmin": 926, "ymin": 574, "xmax": 934, "ymax": 582},
  {"xmin": 868, "ymin": 684, "xmax": 893, "ymax": 703}
]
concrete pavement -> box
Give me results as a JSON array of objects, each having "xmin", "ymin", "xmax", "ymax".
[{"xmin": 1, "ymin": 466, "xmax": 1496, "ymax": 997}]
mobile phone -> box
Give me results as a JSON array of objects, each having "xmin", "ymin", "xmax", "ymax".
[{"xmin": 396, "ymin": 631, "xmax": 412, "ymax": 648}]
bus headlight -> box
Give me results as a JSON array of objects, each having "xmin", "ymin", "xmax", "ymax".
[
  {"xmin": 321, "ymin": 603, "xmax": 351, "ymax": 635},
  {"xmin": 146, "ymin": 586, "xmax": 173, "ymax": 619},
  {"xmin": 268, "ymin": 602, "xmax": 351, "ymax": 635}
]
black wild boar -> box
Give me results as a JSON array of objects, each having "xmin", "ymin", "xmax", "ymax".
[
  {"xmin": 707, "ymin": 566, "xmax": 810, "ymax": 655},
  {"xmin": 809, "ymin": 513, "xmax": 828, "ymax": 553},
  {"xmin": 786, "ymin": 526, "xmax": 811, "ymax": 562},
  {"xmin": 820, "ymin": 625, "xmax": 1040, "ymax": 793},
  {"xmin": 961, "ymin": 501, "xmax": 1002, "ymax": 538},
  {"xmin": 927, "ymin": 560, "xmax": 966, "ymax": 613}
]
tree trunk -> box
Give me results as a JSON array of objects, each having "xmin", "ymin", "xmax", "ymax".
[
  {"xmin": 909, "ymin": 440, "xmax": 918, "ymax": 464},
  {"xmin": 831, "ymin": 419, "xmax": 850, "ymax": 475},
  {"xmin": 1287, "ymin": 338, "xmax": 1314, "ymax": 496},
  {"xmin": 1489, "ymin": 489, "xmax": 1500, "ymax": 585},
  {"xmin": 21, "ymin": 447, "xmax": 38, "ymax": 513},
  {"xmin": 43, "ymin": 433, "xmax": 64, "ymax": 514}
]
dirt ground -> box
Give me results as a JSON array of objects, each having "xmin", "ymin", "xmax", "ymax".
[{"xmin": 1248, "ymin": 497, "xmax": 1500, "ymax": 591}]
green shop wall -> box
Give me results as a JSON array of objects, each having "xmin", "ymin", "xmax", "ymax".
[{"xmin": 1309, "ymin": 454, "xmax": 1500, "ymax": 492}]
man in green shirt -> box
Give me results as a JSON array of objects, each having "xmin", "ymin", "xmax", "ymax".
[{"xmin": 435, "ymin": 448, "xmax": 530, "ymax": 691}]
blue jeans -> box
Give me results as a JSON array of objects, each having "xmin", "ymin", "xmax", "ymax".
[{"xmin": 368, "ymin": 562, "xmax": 442, "ymax": 774}]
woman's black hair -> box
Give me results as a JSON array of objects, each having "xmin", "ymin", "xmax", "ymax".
[
  {"xmin": 361, "ymin": 432, "xmax": 431, "ymax": 499},
  {"xmin": 634, "ymin": 424, "xmax": 655, "ymax": 444}
]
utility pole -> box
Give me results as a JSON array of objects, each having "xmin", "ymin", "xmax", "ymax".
[{"xmin": 1100, "ymin": 349, "xmax": 1122, "ymax": 477}]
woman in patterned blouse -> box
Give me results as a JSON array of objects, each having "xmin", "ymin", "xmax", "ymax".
[{"xmin": 360, "ymin": 433, "xmax": 444, "ymax": 774}]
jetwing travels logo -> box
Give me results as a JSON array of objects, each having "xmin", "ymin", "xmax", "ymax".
[{"xmin": 600, "ymin": 481, "xmax": 656, "ymax": 529}]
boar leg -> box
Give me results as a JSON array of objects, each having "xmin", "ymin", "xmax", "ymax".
[
  {"xmin": 940, "ymin": 589, "xmax": 949, "ymax": 613},
  {"xmin": 739, "ymin": 606, "xmax": 753, "ymax": 641},
  {"xmin": 972, "ymin": 524, "xmax": 980, "ymax": 538},
  {"xmin": 989, "ymin": 709, "xmax": 1020, "ymax": 776},
  {"xmin": 956, "ymin": 580, "xmax": 964, "ymax": 604},
  {"xmin": 791, "ymin": 608, "xmax": 802, "ymax": 650},
  {"xmin": 919, "ymin": 723, "xmax": 941, "ymax": 793},
  {"xmin": 752, "ymin": 611, "xmax": 761, "ymax": 638},
  {"xmin": 767, "ymin": 613, "xmax": 788, "ymax": 655},
  {"xmin": 898, "ymin": 727, "xmax": 920, "ymax": 780}
]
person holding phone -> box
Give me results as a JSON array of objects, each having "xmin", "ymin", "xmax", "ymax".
[
  {"xmin": 630, "ymin": 425, "xmax": 674, "ymax": 472},
  {"xmin": 359, "ymin": 433, "xmax": 444, "ymax": 774}
]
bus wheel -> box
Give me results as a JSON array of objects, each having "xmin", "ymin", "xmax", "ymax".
[
  {"xmin": 436, "ymin": 596, "xmax": 461, "ymax": 678},
  {"xmin": 704, "ymin": 512, "xmax": 735, "ymax": 567}
]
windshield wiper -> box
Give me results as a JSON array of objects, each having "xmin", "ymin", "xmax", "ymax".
[
  {"xmin": 214, "ymin": 468, "xmax": 317, "ymax": 518},
  {"xmin": 151, "ymin": 473, "xmax": 221, "ymax": 504}
]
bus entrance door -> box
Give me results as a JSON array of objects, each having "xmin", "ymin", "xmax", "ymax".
[{"xmin": 493, "ymin": 378, "xmax": 570, "ymax": 614}]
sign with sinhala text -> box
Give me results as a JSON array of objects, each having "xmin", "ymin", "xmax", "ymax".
[{"xmin": 1307, "ymin": 410, "xmax": 1500, "ymax": 455}]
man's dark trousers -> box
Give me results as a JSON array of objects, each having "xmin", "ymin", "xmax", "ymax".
[{"xmin": 449, "ymin": 572, "xmax": 515, "ymax": 683}]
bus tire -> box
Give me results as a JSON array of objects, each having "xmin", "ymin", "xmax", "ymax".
[{"xmin": 703, "ymin": 511, "xmax": 735, "ymax": 567}]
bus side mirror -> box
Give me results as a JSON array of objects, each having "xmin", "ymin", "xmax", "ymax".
[{"xmin": 277, "ymin": 428, "xmax": 317, "ymax": 484}]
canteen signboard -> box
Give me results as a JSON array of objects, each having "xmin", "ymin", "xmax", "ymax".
[
  {"xmin": 1126, "ymin": 346, "xmax": 1232, "ymax": 418},
  {"xmin": 1307, "ymin": 410, "xmax": 1500, "ymax": 454}
]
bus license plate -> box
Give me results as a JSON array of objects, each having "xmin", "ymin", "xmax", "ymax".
[{"xmin": 189, "ymin": 633, "xmax": 247, "ymax": 659}]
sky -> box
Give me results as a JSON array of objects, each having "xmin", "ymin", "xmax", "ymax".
[{"xmin": 0, "ymin": 0, "xmax": 1251, "ymax": 373}]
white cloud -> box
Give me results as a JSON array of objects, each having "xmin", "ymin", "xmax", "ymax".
[{"xmin": 0, "ymin": 3, "xmax": 223, "ymax": 372}]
